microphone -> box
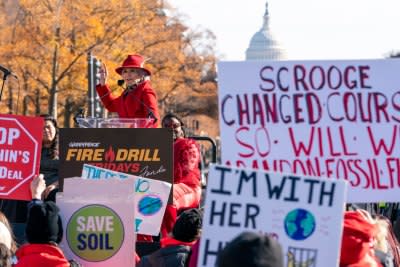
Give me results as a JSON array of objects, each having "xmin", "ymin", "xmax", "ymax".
[
  {"xmin": 0, "ymin": 64, "xmax": 18, "ymax": 79},
  {"xmin": 118, "ymin": 79, "xmax": 158, "ymax": 124}
]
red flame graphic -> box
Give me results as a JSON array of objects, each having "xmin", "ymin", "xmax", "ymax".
[{"xmin": 104, "ymin": 146, "xmax": 115, "ymax": 162}]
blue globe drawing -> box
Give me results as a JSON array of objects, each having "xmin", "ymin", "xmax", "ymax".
[
  {"xmin": 138, "ymin": 195, "xmax": 163, "ymax": 216},
  {"xmin": 284, "ymin": 208, "xmax": 316, "ymax": 241}
]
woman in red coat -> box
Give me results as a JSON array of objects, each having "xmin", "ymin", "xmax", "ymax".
[
  {"xmin": 160, "ymin": 114, "xmax": 202, "ymax": 237},
  {"xmin": 96, "ymin": 54, "xmax": 160, "ymax": 127}
]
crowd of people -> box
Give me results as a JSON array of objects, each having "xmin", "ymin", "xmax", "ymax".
[
  {"xmin": 0, "ymin": 53, "xmax": 205, "ymax": 266},
  {"xmin": 1, "ymin": 178, "xmax": 400, "ymax": 267},
  {"xmin": 1, "ymin": 53, "xmax": 400, "ymax": 267}
]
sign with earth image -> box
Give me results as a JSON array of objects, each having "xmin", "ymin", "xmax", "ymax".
[{"xmin": 198, "ymin": 164, "xmax": 347, "ymax": 267}]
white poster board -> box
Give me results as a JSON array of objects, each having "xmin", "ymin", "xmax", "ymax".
[
  {"xmin": 81, "ymin": 164, "xmax": 171, "ymax": 236},
  {"xmin": 218, "ymin": 59, "xmax": 400, "ymax": 202},
  {"xmin": 58, "ymin": 178, "xmax": 135, "ymax": 267},
  {"xmin": 198, "ymin": 164, "xmax": 347, "ymax": 267}
]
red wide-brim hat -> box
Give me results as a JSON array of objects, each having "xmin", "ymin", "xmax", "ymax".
[{"xmin": 115, "ymin": 54, "xmax": 151, "ymax": 76}]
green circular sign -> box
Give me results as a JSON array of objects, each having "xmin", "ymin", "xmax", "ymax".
[{"xmin": 66, "ymin": 204, "xmax": 124, "ymax": 262}]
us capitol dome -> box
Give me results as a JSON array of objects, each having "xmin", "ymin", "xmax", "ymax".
[{"xmin": 246, "ymin": 1, "xmax": 286, "ymax": 60}]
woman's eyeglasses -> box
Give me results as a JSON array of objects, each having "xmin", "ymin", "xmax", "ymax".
[
  {"xmin": 163, "ymin": 123, "xmax": 181, "ymax": 129},
  {"xmin": 122, "ymin": 69, "xmax": 143, "ymax": 75}
]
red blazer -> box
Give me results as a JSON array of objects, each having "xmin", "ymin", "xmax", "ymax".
[{"xmin": 96, "ymin": 80, "xmax": 160, "ymax": 127}]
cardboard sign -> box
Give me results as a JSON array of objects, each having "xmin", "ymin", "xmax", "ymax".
[
  {"xmin": 218, "ymin": 59, "xmax": 400, "ymax": 202},
  {"xmin": 58, "ymin": 178, "xmax": 135, "ymax": 267},
  {"xmin": 198, "ymin": 164, "xmax": 347, "ymax": 267},
  {"xmin": 59, "ymin": 128, "xmax": 173, "ymax": 199},
  {"xmin": 0, "ymin": 114, "xmax": 43, "ymax": 200},
  {"xmin": 81, "ymin": 164, "xmax": 171, "ymax": 236}
]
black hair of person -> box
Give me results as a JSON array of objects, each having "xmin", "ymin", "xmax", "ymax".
[
  {"xmin": 161, "ymin": 113, "xmax": 186, "ymax": 138},
  {"xmin": 40, "ymin": 114, "xmax": 59, "ymax": 159},
  {"xmin": 172, "ymin": 208, "xmax": 202, "ymax": 242}
]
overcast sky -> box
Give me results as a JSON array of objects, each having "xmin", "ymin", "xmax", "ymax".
[{"xmin": 167, "ymin": 0, "xmax": 400, "ymax": 61}]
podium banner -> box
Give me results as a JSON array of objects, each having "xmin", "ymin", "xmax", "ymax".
[{"xmin": 59, "ymin": 128, "xmax": 173, "ymax": 200}]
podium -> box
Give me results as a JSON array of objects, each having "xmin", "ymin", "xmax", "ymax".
[
  {"xmin": 69, "ymin": 117, "xmax": 169, "ymax": 256},
  {"xmin": 75, "ymin": 117, "xmax": 155, "ymax": 128}
]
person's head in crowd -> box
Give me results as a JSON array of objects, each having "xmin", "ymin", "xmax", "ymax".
[
  {"xmin": 172, "ymin": 208, "xmax": 202, "ymax": 243},
  {"xmin": 162, "ymin": 113, "xmax": 186, "ymax": 140},
  {"xmin": 174, "ymin": 138, "xmax": 200, "ymax": 177},
  {"xmin": 373, "ymin": 214, "xmax": 400, "ymax": 267},
  {"xmin": 0, "ymin": 212, "xmax": 16, "ymax": 254},
  {"xmin": 0, "ymin": 243, "xmax": 12, "ymax": 267},
  {"xmin": 25, "ymin": 201, "xmax": 63, "ymax": 245},
  {"xmin": 216, "ymin": 231, "xmax": 283, "ymax": 267},
  {"xmin": 0, "ymin": 222, "xmax": 12, "ymax": 252},
  {"xmin": 40, "ymin": 114, "xmax": 59, "ymax": 158},
  {"xmin": 340, "ymin": 210, "xmax": 382, "ymax": 267},
  {"xmin": 115, "ymin": 54, "xmax": 151, "ymax": 88},
  {"xmin": 374, "ymin": 217, "xmax": 389, "ymax": 254}
]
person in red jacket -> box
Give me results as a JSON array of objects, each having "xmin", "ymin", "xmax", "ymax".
[
  {"xmin": 14, "ymin": 175, "xmax": 71, "ymax": 267},
  {"xmin": 160, "ymin": 114, "xmax": 202, "ymax": 237},
  {"xmin": 340, "ymin": 211, "xmax": 383, "ymax": 267},
  {"xmin": 96, "ymin": 54, "xmax": 160, "ymax": 127}
]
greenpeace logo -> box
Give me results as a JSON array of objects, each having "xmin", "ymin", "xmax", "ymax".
[{"xmin": 68, "ymin": 142, "xmax": 100, "ymax": 148}]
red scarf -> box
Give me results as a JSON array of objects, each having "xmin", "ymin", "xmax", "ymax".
[{"xmin": 160, "ymin": 236, "xmax": 197, "ymax": 248}]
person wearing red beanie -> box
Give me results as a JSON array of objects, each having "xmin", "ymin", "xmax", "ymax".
[{"xmin": 340, "ymin": 211, "xmax": 383, "ymax": 267}]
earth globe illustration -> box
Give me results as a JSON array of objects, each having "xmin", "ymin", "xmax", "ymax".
[{"xmin": 284, "ymin": 208, "xmax": 316, "ymax": 241}]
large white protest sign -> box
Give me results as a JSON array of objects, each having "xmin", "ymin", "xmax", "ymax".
[
  {"xmin": 198, "ymin": 164, "xmax": 347, "ymax": 267},
  {"xmin": 58, "ymin": 178, "xmax": 135, "ymax": 267},
  {"xmin": 81, "ymin": 164, "xmax": 171, "ymax": 236},
  {"xmin": 218, "ymin": 59, "xmax": 400, "ymax": 202}
]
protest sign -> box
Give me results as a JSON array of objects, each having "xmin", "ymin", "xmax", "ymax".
[
  {"xmin": 198, "ymin": 164, "xmax": 347, "ymax": 267},
  {"xmin": 0, "ymin": 114, "xmax": 43, "ymax": 200},
  {"xmin": 58, "ymin": 178, "xmax": 135, "ymax": 267},
  {"xmin": 218, "ymin": 59, "xmax": 400, "ymax": 202},
  {"xmin": 59, "ymin": 128, "xmax": 173, "ymax": 198},
  {"xmin": 81, "ymin": 164, "xmax": 171, "ymax": 235}
]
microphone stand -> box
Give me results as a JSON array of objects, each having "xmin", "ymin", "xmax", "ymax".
[
  {"xmin": 147, "ymin": 109, "xmax": 158, "ymax": 124},
  {"xmin": 120, "ymin": 78, "xmax": 158, "ymax": 125}
]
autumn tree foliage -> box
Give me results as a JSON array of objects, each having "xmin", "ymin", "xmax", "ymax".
[{"xmin": 0, "ymin": 0, "xmax": 218, "ymax": 126}]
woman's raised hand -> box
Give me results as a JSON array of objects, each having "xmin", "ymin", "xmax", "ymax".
[
  {"xmin": 30, "ymin": 174, "xmax": 46, "ymax": 200},
  {"xmin": 99, "ymin": 62, "xmax": 108, "ymax": 86}
]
